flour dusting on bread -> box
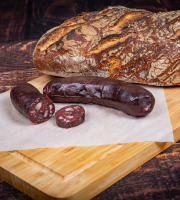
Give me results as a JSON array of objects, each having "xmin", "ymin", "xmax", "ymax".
[{"xmin": 33, "ymin": 6, "xmax": 180, "ymax": 86}]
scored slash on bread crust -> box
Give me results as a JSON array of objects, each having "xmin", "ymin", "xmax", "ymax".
[{"xmin": 33, "ymin": 6, "xmax": 180, "ymax": 86}]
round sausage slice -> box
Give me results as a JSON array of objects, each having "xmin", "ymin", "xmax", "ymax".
[{"xmin": 55, "ymin": 105, "xmax": 85, "ymax": 128}]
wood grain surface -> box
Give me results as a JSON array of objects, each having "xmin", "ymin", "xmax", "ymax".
[{"xmin": 0, "ymin": 0, "xmax": 179, "ymax": 199}]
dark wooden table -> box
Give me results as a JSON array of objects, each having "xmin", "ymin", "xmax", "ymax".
[{"xmin": 0, "ymin": 0, "xmax": 180, "ymax": 199}]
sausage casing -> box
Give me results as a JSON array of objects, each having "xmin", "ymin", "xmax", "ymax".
[
  {"xmin": 10, "ymin": 83, "xmax": 55, "ymax": 124},
  {"xmin": 43, "ymin": 76, "xmax": 155, "ymax": 117}
]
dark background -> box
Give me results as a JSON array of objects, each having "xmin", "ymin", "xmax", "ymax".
[{"xmin": 0, "ymin": 0, "xmax": 180, "ymax": 199}]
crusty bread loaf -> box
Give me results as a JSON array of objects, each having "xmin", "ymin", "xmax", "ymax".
[{"xmin": 33, "ymin": 6, "xmax": 180, "ymax": 86}]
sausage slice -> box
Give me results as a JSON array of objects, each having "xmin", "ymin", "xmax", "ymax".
[{"xmin": 55, "ymin": 105, "xmax": 85, "ymax": 128}]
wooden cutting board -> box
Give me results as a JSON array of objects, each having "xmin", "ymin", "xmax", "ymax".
[{"xmin": 0, "ymin": 75, "xmax": 180, "ymax": 200}]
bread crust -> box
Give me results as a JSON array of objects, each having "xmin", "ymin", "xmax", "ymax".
[{"xmin": 33, "ymin": 6, "xmax": 180, "ymax": 86}]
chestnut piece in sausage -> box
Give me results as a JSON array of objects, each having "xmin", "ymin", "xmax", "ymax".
[
  {"xmin": 10, "ymin": 83, "xmax": 55, "ymax": 124},
  {"xmin": 43, "ymin": 76, "xmax": 155, "ymax": 117},
  {"xmin": 55, "ymin": 105, "xmax": 85, "ymax": 128}
]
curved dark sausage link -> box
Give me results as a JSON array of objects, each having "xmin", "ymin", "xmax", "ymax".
[
  {"xmin": 10, "ymin": 83, "xmax": 55, "ymax": 124},
  {"xmin": 43, "ymin": 76, "xmax": 155, "ymax": 117}
]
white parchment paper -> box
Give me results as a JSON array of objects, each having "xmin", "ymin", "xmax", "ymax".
[{"xmin": 0, "ymin": 87, "xmax": 173, "ymax": 151}]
